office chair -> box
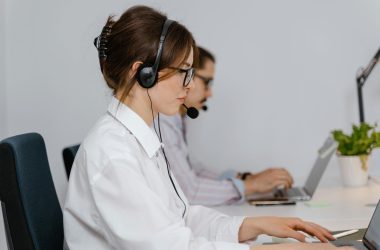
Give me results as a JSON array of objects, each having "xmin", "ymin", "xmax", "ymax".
[
  {"xmin": 0, "ymin": 133, "xmax": 63, "ymax": 250},
  {"xmin": 62, "ymin": 144, "xmax": 80, "ymax": 178}
]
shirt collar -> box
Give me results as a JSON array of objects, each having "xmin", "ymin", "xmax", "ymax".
[{"xmin": 107, "ymin": 96, "xmax": 161, "ymax": 158}]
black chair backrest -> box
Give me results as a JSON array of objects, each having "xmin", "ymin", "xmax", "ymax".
[
  {"xmin": 62, "ymin": 144, "xmax": 80, "ymax": 178},
  {"xmin": 0, "ymin": 133, "xmax": 63, "ymax": 250}
]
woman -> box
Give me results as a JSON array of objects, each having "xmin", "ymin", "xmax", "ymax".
[{"xmin": 63, "ymin": 5, "xmax": 352, "ymax": 250}]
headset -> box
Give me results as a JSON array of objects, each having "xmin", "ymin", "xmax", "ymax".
[{"xmin": 136, "ymin": 19, "xmax": 174, "ymax": 89}]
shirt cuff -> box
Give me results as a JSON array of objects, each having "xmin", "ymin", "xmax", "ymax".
[
  {"xmin": 218, "ymin": 169, "xmax": 238, "ymax": 180},
  {"xmin": 218, "ymin": 170, "xmax": 246, "ymax": 203},
  {"xmin": 229, "ymin": 178, "xmax": 246, "ymax": 203},
  {"xmin": 216, "ymin": 216, "xmax": 248, "ymax": 243}
]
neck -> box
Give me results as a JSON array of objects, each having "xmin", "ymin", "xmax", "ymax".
[
  {"xmin": 179, "ymin": 105, "xmax": 187, "ymax": 117},
  {"xmin": 116, "ymin": 88, "xmax": 156, "ymax": 126}
]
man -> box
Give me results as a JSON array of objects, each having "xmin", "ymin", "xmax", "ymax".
[{"xmin": 160, "ymin": 47, "xmax": 294, "ymax": 205}]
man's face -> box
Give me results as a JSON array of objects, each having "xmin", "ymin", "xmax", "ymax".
[{"xmin": 184, "ymin": 58, "xmax": 215, "ymax": 110}]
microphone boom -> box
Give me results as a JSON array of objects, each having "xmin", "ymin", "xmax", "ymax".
[{"xmin": 182, "ymin": 104, "xmax": 199, "ymax": 119}]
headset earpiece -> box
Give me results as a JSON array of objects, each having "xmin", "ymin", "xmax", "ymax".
[
  {"xmin": 136, "ymin": 19, "xmax": 174, "ymax": 89},
  {"xmin": 136, "ymin": 63, "xmax": 157, "ymax": 89}
]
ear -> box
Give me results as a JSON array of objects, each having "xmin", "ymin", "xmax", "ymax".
[{"xmin": 129, "ymin": 61, "xmax": 143, "ymax": 78}]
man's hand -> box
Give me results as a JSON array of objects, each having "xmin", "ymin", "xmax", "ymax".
[{"xmin": 244, "ymin": 168, "xmax": 294, "ymax": 195}]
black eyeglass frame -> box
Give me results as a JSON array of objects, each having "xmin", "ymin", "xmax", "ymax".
[
  {"xmin": 194, "ymin": 73, "xmax": 214, "ymax": 87},
  {"xmin": 168, "ymin": 67, "xmax": 195, "ymax": 87}
]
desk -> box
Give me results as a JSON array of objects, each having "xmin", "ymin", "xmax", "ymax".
[{"xmin": 214, "ymin": 177, "xmax": 380, "ymax": 243}]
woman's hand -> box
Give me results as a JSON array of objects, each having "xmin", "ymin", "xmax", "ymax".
[{"xmin": 239, "ymin": 216, "xmax": 335, "ymax": 243}]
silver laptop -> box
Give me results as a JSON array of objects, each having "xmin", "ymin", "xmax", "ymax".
[
  {"xmin": 333, "ymin": 200, "xmax": 380, "ymax": 250},
  {"xmin": 248, "ymin": 136, "xmax": 337, "ymax": 203}
]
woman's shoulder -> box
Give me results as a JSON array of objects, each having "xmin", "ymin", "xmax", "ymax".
[
  {"xmin": 82, "ymin": 114, "xmax": 140, "ymax": 159},
  {"xmin": 72, "ymin": 115, "xmax": 145, "ymax": 180}
]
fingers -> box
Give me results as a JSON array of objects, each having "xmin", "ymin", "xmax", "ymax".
[
  {"xmin": 270, "ymin": 179, "xmax": 292, "ymax": 190},
  {"xmin": 270, "ymin": 174, "xmax": 293, "ymax": 189},
  {"xmin": 305, "ymin": 222, "xmax": 334, "ymax": 242},
  {"xmin": 277, "ymin": 168, "xmax": 294, "ymax": 186},
  {"xmin": 259, "ymin": 169, "xmax": 293, "ymax": 186},
  {"xmin": 247, "ymin": 168, "xmax": 294, "ymax": 193},
  {"xmin": 267, "ymin": 169, "xmax": 293, "ymax": 186},
  {"xmin": 307, "ymin": 222, "xmax": 335, "ymax": 240},
  {"xmin": 282, "ymin": 228, "xmax": 307, "ymax": 242},
  {"xmin": 292, "ymin": 220, "xmax": 330, "ymax": 243},
  {"xmin": 250, "ymin": 178, "xmax": 291, "ymax": 194},
  {"xmin": 270, "ymin": 168, "xmax": 294, "ymax": 183},
  {"xmin": 282, "ymin": 168, "xmax": 294, "ymax": 185}
]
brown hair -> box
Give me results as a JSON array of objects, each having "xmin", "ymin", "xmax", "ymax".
[
  {"xmin": 197, "ymin": 46, "xmax": 215, "ymax": 69},
  {"xmin": 97, "ymin": 6, "xmax": 198, "ymax": 102}
]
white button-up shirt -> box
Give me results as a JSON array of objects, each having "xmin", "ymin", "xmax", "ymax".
[{"xmin": 64, "ymin": 97, "xmax": 248, "ymax": 250}]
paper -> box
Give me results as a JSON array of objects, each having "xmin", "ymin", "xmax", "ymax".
[{"xmin": 304, "ymin": 201, "xmax": 331, "ymax": 208}]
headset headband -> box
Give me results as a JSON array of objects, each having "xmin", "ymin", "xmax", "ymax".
[{"xmin": 151, "ymin": 19, "xmax": 174, "ymax": 75}]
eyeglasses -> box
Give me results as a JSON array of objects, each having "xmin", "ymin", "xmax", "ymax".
[
  {"xmin": 194, "ymin": 73, "xmax": 213, "ymax": 87},
  {"xmin": 168, "ymin": 67, "xmax": 195, "ymax": 87}
]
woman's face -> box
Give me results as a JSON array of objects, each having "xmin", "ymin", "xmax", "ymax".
[
  {"xmin": 150, "ymin": 48, "xmax": 194, "ymax": 116},
  {"xmin": 184, "ymin": 58, "xmax": 214, "ymax": 110}
]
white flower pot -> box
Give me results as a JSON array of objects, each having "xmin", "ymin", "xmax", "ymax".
[{"xmin": 337, "ymin": 154, "xmax": 371, "ymax": 187}]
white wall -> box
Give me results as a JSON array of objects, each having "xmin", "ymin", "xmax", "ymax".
[
  {"xmin": 0, "ymin": 0, "xmax": 6, "ymax": 140},
  {"xmin": 0, "ymin": 0, "xmax": 8, "ymax": 247},
  {"xmin": 185, "ymin": 0, "xmax": 380, "ymax": 178},
  {"xmin": 3, "ymin": 0, "xmax": 380, "ymax": 210}
]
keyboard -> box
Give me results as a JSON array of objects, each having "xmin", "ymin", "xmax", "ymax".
[{"xmin": 275, "ymin": 188, "xmax": 304, "ymax": 198}]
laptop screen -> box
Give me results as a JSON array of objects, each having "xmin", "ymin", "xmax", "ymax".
[
  {"xmin": 363, "ymin": 201, "xmax": 380, "ymax": 250},
  {"xmin": 303, "ymin": 137, "xmax": 336, "ymax": 196}
]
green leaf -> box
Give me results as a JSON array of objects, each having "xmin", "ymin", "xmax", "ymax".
[{"xmin": 331, "ymin": 123, "xmax": 380, "ymax": 156}]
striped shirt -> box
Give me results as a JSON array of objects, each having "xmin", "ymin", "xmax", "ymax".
[{"xmin": 159, "ymin": 113, "xmax": 245, "ymax": 206}]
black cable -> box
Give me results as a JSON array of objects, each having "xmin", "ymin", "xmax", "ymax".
[
  {"xmin": 147, "ymin": 90, "xmax": 187, "ymax": 218},
  {"xmin": 147, "ymin": 90, "xmax": 159, "ymax": 136},
  {"xmin": 161, "ymin": 144, "xmax": 187, "ymax": 218}
]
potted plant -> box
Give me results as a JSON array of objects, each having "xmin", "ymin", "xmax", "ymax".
[{"xmin": 332, "ymin": 123, "xmax": 380, "ymax": 187}]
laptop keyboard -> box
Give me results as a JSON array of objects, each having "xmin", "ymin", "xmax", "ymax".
[{"xmin": 275, "ymin": 188, "xmax": 304, "ymax": 197}]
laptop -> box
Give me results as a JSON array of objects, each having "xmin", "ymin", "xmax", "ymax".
[
  {"xmin": 248, "ymin": 136, "xmax": 337, "ymax": 203},
  {"xmin": 333, "ymin": 200, "xmax": 380, "ymax": 249}
]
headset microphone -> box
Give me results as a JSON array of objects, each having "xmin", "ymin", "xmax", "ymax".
[
  {"xmin": 202, "ymin": 105, "xmax": 208, "ymax": 111},
  {"xmin": 182, "ymin": 104, "xmax": 199, "ymax": 119}
]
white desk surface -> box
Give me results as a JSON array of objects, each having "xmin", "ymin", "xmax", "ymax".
[
  {"xmin": 214, "ymin": 177, "xmax": 380, "ymax": 231},
  {"xmin": 0, "ymin": 177, "xmax": 379, "ymax": 248}
]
